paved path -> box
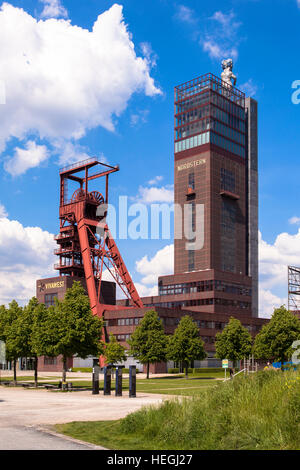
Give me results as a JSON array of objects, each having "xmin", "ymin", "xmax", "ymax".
[{"xmin": 0, "ymin": 386, "xmax": 168, "ymax": 450}]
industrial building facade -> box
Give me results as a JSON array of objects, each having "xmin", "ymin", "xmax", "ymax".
[{"xmin": 35, "ymin": 70, "xmax": 266, "ymax": 373}]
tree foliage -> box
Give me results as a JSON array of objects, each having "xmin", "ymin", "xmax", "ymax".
[
  {"xmin": 215, "ymin": 317, "xmax": 252, "ymax": 364},
  {"xmin": 50, "ymin": 282, "xmax": 104, "ymax": 381},
  {"xmin": 105, "ymin": 334, "xmax": 127, "ymax": 365},
  {"xmin": 167, "ymin": 315, "xmax": 206, "ymax": 377},
  {"xmin": 253, "ymin": 305, "xmax": 300, "ymax": 363},
  {"xmin": 129, "ymin": 309, "xmax": 168, "ymax": 378},
  {"xmin": 0, "ymin": 300, "xmax": 23, "ymax": 382}
]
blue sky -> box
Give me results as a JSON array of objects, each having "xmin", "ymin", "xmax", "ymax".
[{"xmin": 0, "ymin": 0, "xmax": 300, "ymax": 316}]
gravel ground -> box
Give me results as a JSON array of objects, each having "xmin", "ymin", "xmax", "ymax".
[{"xmin": 0, "ymin": 385, "xmax": 168, "ymax": 450}]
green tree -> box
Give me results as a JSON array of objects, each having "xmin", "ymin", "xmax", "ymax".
[
  {"xmin": 129, "ymin": 309, "xmax": 168, "ymax": 378},
  {"xmin": 45, "ymin": 282, "xmax": 104, "ymax": 384},
  {"xmin": 15, "ymin": 297, "xmax": 42, "ymax": 387},
  {"xmin": 167, "ymin": 315, "xmax": 206, "ymax": 378},
  {"xmin": 1, "ymin": 300, "xmax": 23, "ymax": 383},
  {"xmin": 254, "ymin": 305, "xmax": 300, "ymax": 364},
  {"xmin": 105, "ymin": 334, "xmax": 127, "ymax": 365},
  {"xmin": 215, "ymin": 317, "xmax": 252, "ymax": 370}
]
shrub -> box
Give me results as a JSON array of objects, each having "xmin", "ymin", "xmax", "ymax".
[{"xmin": 168, "ymin": 368, "xmax": 180, "ymax": 374}]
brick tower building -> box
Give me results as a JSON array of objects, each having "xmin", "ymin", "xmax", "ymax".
[{"xmin": 155, "ymin": 72, "xmax": 259, "ymax": 317}]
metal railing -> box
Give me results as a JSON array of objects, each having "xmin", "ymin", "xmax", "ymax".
[{"xmin": 59, "ymin": 157, "xmax": 98, "ymax": 174}]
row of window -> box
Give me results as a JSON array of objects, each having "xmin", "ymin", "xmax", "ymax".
[
  {"xmin": 210, "ymin": 91, "xmax": 245, "ymax": 120},
  {"xmin": 176, "ymin": 118, "xmax": 211, "ymax": 140},
  {"xmin": 211, "ymin": 105, "xmax": 245, "ymax": 132},
  {"xmin": 159, "ymin": 280, "xmax": 252, "ymax": 297},
  {"xmin": 176, "ymin": 104, "xmax": 209, "ymax": 127},
  {"xmin": 174, "ymin": 131, "xmax": 210, "ymax": 153},
  {"xmin": 212, "ymin": 120, "xmax": 245, "ymax": 146},
  {"xmin": 175, "ymin": 91, "xmax": 209, "ymax": 114},
  {"xmin": 210, "ymin": 131, "xmax": 245, "ymax": 158},
  {"xmin": 148, "ymin": 298, "xmax": 251, "ymax": 309},
  {"xmin": 116, "ymin": 334, "xmax": 131, "ymax": 341},
  {"xmin": 117, "ymin": 318, "xmax": 140, "ymax": 326}
]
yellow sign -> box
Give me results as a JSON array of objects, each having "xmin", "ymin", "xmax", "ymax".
[
  {"xmin": 177, "ymin": 159, "xmax": 206, "ymax": 172},
  {"xmin": 45, "ymin": 281, "xmax": 65, "ymax": 290}
]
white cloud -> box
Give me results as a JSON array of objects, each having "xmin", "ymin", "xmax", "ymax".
[
  {"xmin": 140, "ymin": 42, "xmax": 158, "ymax": 68},
  {"xmin": 136, "ymin": 244, "xmax": 174, "ymax": 285},
  {"xmin": 0, "ymin": 3, "xmax": 161, "ymax": 171},
  {"xmin": 289, "ymin": 216, "xmax": 300, "ymax": 225},
  {"xmin": 4, "ymin": 140, "xmax": 49, "ymax": 176},
  {"xmin": 0, "ymin": 203, "xmax": 8, "ymax": 218},
  {"xmin": 239, "ymin": 79, "xmax": 258, "ymax": 97},
  {"xmin": 258, "ymin": 230, "xmax": 300, "ymax": 290},
  {"xmin": 39, "ymin": 0, "xmax": 68, "ymax": 19},
  {"xmin": 134, "ymin": 184, "xmax": 174, "ymax": 204},
  {"xmin": 148, "ymin": 175, "xmax": 163, "ymax": 186},
  {"xmin": 174, "ymin": 5, "xmax": 196, "ymax": 24},
  {"xmin": 130, "ymin": 109, "xmax": 149, "ymax": 127},
  {"xmin": 202, "ymin": 10, "xmax": 241, "ymax": 61},
  {"xmin": 52, "ymin": 140, "xmax": 96, "ymax": 167},
  {"xmin": 259, "ymin": 289, "xmax": 286, "ymax": 319},
  {"xmin": 0, "ymin": 216, "xmax": 56, "ymax": 306}
]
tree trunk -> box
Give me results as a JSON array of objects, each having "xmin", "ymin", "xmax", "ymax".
[
  {"xmin": 185, "ymin": 361, "xmax": 188, "ymax": 378},
  {"xmin": 13, "ymin": 359, "xmax": 17, "ymax": 385},
  {"xmin": 62, "ymin": 356, "xmax": 67, "ymax": 389},
  {"xmin": 147, "ymin": 362, "xmax": 150, "ymax": 379},
  {"xmin": 34, "ymin": 357, "xmax": 38, "ymax": 388}
]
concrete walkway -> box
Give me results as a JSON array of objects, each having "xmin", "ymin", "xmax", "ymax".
[{"xmin": 0, "ymin": 386, "xmax": 168, "ymax": 450}]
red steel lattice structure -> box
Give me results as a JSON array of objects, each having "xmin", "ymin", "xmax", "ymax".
[{"xmin": 55, "ymin": 158, "xmax": 143, "ymax": 318}]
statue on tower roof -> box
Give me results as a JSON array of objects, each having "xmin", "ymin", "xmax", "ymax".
[{"xmin": 221, "ymin": 58, "xmax": 237, "ymax": 88}]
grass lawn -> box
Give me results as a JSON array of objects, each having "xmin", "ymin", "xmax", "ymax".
[
  {"xmin": 0, "ymin": 372, "xmax": 223, "ymax": 396},
  {"xmin": 55, "ymin": 369, "xmax": 300, "ymax": 450},
  {"xmin": 55, "ymin": 420, "xmax": 166, "ymax": 450}
]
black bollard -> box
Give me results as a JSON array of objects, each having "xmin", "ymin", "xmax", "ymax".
[
  {"xmin": 92, "ymin": 359, "xmax": 100, "ymax": 395},
  {"xmin": 129, "ymin": 365, "xmax": 136, "ymax": 398},
  {"xmin": 104, "ymin": 366, "xmax": 112, "ymax": 395},
  {"xmin": 115, "ymin": 366, "xmax": 123, "ymax": 396}
]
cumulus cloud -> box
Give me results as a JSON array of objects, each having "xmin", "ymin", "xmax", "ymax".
[
  {"xmin": 4, "ymin": 140, "xmax": 49, "ymax": 176},
  {"xmin": 134, "ymin": 184, "xmax": 174, "ymax": 204},
  {"xmin": 258, "ymin": 230, "xmax": 300, "ymax": 290},
  {"xmin": 0, "ymin": 216, "xmax": 56, "ymax": 306},
  {"xmin": 136, "ymin": 244, "xmax": 174, "ymax": 285},
  {"xmin": 0, "ymin": 3, "xmax": 161, "ymax": 172},
  {"xmin": 39, "ymin": 0, "xmax": 68, "ymax": 19},
  {"xmin": 259, "ymin": 289, "xmax": 286, "ymax": 319}
]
